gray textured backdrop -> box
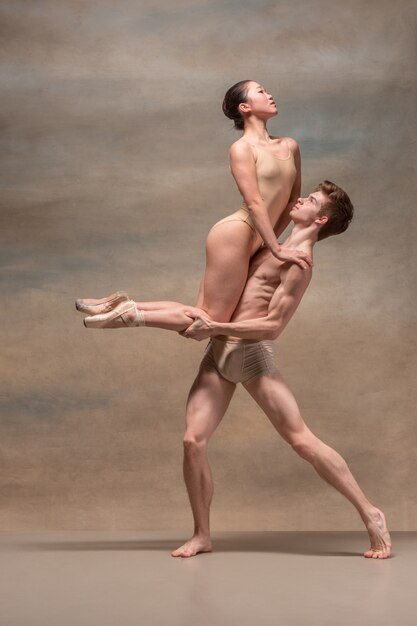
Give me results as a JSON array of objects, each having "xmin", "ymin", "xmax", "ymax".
[{"xmin": 1, "ymin": 0, "xmax": 416, "ymax": 531}]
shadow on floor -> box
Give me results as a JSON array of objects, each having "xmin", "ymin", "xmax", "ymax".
[{"xmin": 2, "ymin": 532, "xmax": 375, "ymax": 557}]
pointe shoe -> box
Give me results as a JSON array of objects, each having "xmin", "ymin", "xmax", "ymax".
[
  {"xmin": 84, "ymin": 300, "xmax": 145, "ymax": 329},
  {"xmin": 75, "ymin": 291, "xmax": 129, "ymax": 315}
]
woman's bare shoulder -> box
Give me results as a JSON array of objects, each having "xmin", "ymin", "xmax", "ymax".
[
  {"xmin": 229, "ymin": 137, "xmax": 256, "ymax": 161},
  {"xmin": 229, "ymin": 137, "xmax": 253, "ymax": 152},
  {"xmin": 284, "ymin": 136, "xmax": 300, "ymax": 153},
  {"xmin": 269, "ymin": 135, "xmax": 298, "ymax": 148}
]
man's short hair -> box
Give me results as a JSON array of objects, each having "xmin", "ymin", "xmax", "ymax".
[{"xmin": 316, "ymin": 180, "xmax": 354, "ymax": 241}]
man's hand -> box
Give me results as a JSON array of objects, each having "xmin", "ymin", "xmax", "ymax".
[
  {"xmin": 275, "ymin": 245, "xmax": 312, "ymax": 269},
  {"xmin": 182, "ymin": 314, "xmax": 213, "ymax": 341}
]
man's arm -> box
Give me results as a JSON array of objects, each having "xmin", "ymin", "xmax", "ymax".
[
  {"xmin": 184, "ymin": 265, "xmax": 312, "ymax": 341},
  {"xmin": 273, "ymin": 138, "xmax": 301, "ymax": 238}
]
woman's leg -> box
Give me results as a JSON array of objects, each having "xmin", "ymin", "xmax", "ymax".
[
  {"xmin": 134, "ymin": 300, "xmax": 192, "ymax": 311},
  {"xmin": 139, "ymin": 304, "xmax": 205, "ymax": 331},
  {"xmin": 76, "ymin": 294, "xmax": 185, "ymax": 316},
  {"xmin": 82, "ymin": 219, "xmax": 256, "ymax": 325},
  {"xmin": 200, "ymin": 221, "xmax": 255, "ymax": 322},
  {"xmin": 84, "ymin": 300, "xmax": 206, "ymax": 332}
]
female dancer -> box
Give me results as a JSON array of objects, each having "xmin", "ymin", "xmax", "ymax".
[{"xmin": 77, "ymin": 80, "xmax": 311, "ymax": 324}]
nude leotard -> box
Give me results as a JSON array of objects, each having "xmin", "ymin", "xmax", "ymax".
[{"xmin": 211, "ymin": 140, "xmax": 297, "ymax": 249}]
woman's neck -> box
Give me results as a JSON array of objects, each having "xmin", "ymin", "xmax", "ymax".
[{"xmin": 242, "ymin": 118, "xmax": 271, "ymax": 143}]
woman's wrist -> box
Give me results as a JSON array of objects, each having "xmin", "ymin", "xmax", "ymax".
[{"xmin": 270, "ymin": 243, "xmax": 282, "ymax": 259}]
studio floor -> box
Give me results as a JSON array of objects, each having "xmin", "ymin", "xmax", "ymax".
[{"xmin": 1, "ymin": 531, "xmax": 415, "ymax": 626}]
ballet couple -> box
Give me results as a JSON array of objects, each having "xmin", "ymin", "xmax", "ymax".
[{"xmin": 76, "ymin": 81, "xmax": 391, "ymax": 558}]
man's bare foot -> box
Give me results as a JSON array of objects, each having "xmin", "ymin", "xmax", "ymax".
[
  {"xmin": 171, "ymin": 535, "xmax": 212, "ymax": 558},
  {"xmin": 364, "ymin": 508, "xmax": 392, "ymax": 559}
]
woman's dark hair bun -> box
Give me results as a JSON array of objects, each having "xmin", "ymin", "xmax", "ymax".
[{"xmin": 222, "ymin": 80, "xmax": 252, "ymax": 131}]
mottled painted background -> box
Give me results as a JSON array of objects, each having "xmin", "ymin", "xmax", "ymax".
[{"xmin": 1, "ymin": 0, "xmax": 416, "ymax": 531}]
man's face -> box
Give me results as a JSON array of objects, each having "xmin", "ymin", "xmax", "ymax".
[{"xmin": 290, "ymin": 191, "xmax": 327, "ymax": 226}]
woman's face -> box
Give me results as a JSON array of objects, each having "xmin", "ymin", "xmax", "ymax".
[{"xmin": 241, "ymin": 82, "xmax": 277, "ymax": 119}]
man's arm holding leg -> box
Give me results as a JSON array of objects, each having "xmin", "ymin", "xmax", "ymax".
[{"xmin": 183, "ymin": 265, "xmax": 312, "ymax": 341}]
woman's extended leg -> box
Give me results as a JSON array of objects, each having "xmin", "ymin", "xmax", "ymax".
[
  {"xmin": 199, "ymin": 220, "xmax": 256, "ymax": 322},
  {"xmin": 84, "ymin": 300, "xmax": 206, "ymax": 332},
  {"xmin": 77, "ymin": 295, "xmax": 195, "ymax": 316},
  {"xmin": 140, "ymin": 303, "xmax": 204, "ymax": 331},
  {"xmin": 79, "ymin": 218, "xmax": 257, "ymax": 322},
  {"xmin": 134, "ymin": 300, "xmax": 192, "ymax": 311}
]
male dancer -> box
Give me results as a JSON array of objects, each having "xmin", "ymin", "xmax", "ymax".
[{"xmin": 79, "ymin": 181, "xmax": 391, "ymax": 559}]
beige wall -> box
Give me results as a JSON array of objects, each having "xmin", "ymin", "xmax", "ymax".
[{"xmin": 1, "ymin": 0, "xmax": 416, "ymax": 531}]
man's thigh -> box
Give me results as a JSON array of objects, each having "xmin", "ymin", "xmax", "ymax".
[
  {"xmin": 185, "ymin": 367, "xmax": 236, "ymax": 440},
  {"xmin": 243, "ymin": 372, "xmax": 313, "ymax": 445}
]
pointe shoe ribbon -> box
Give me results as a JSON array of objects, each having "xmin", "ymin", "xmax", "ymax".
[
  {"xmin": 75, "ymin": 291, "xmax": 129, "ymax": 315},
  {"xmin": 84, "ymin": 300, "xmax": 145, "ymax": 328}
]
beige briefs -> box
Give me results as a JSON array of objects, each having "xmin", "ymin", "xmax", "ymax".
[{"xmin": 199, "ymin": 337, "xmax": 278, "ymax": 385}]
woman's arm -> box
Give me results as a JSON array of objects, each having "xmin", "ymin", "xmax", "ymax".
[
  {"xmin": 229, "ymin": 141, "xmax": 283, "ymax": 257},
  {"xmin": 273, "ymin": 138, "xmax": 301, "ymax": 238},
  {"xmin": 230, "ymin": 141, "xmax": 310, "ymax": 268},
  {"xmin": 183, "ymin": 265, "xmax": 312, "ymax": 341}
]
